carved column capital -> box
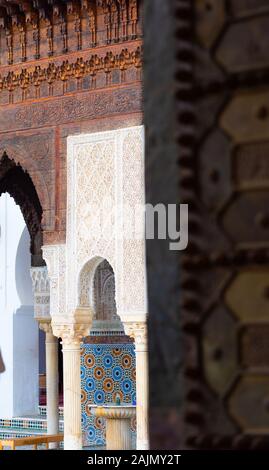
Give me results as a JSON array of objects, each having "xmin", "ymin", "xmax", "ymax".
[
  {"xmin": 30, "ymin": 266, "xmax": 51, "ymax": 321},
  {"xmin": 52, "ymin": 323, "xmax": 88, "ymax": 348},
  {"xmin": 39, "ymin": 320, "xmax": 53, "ymax": 335},
  {"xmin": 52, "ymin": 308, "xmax": 93, "ymax": 349},
  {"xmin": 38, "ymin": 320, "xmax": 57, "ymax": 344},
  {"xmin": 123, "ymin": 318, "xmax": 148, "ymax": 352}
]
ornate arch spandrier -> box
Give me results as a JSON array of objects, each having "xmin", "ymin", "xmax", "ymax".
[{"xmin": 0, "ymin": 152, "xmax": 44, "ymax": 266}]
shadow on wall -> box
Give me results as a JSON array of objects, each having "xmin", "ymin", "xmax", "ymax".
[
  {"xmin": 15, "ymin": 226, "xmax": 33, "ymax": 306},
  {"xmin": 0, "ymin": 350, "xmax": 5, "ymax": 373}
]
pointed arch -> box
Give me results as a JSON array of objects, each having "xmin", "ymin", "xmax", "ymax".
[{"xmin": 0, "ymin": 152, "xmax": 44, "ymax": 266}]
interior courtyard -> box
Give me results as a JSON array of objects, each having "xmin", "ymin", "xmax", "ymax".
[
  {"xmin": 1, "ymin": 0, "xmax": 269, "ymax": 454},
  {"xmin": 0, "ymin": 0, "xmax": 146, "ymax": 451}
]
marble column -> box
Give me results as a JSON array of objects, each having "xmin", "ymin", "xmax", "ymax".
[
  {"xmin": 52, "ymin": 310, "xmax": 92, "ymax": 450},
  {"xmin": 123, "ymin": 319, "xmax": 149, "ymax": 450},
  {"xmin": 31, "ymin": 267, "xmax": 59, "ymax": 439},
  {"xmin": 39, "ymin": 321, "xmax": 59, "ymax": 445},
  {"xmin": 62, "ymin": 337, "xmax": 81, "ymax": 449}
]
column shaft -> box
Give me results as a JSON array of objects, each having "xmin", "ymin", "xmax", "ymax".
[
  {"xmin": 46, "ymin": 332, "xmax": 59, "ymax": 439},
  {"xmin": 62, "ymin": 342, "xmax": 82, "ymax": 450},
  {"xmin": 136, "ymin": 345, "xmax": 149, "ymax": 450},
  {"xmin": 123, "ymin": 319, "xmax": 149, "ymax": 450}
]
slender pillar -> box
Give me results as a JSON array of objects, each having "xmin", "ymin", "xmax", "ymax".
[
  {"xmin": 62, "ymin": 338, "xmax": 82, "ymax": 450},
  {"xmin": 39, "ymin": 321, "xmax": 59, "ymax": 446},
  {"xmin": 31, "ymin": 267, "xmax": 59, "ymax": 438},
  {"xmin": 46, "ymin": 331, "xmax": 59, "ymax": 439},
  {"xmin": 135, "ymin": 328, "xmax": 149, "ymax": 450},
  {"xmin": 124, "ymin": 319, "xmax": 149, "ymax": 450},
  {"xmin": 52, "ymin": 309, "xmax": 93, "ymax": 450},
  {"xmin": 46, "ymin": 326, "xmax": 59, "ymax": 434}
]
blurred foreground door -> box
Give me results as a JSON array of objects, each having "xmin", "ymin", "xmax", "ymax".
[
  {"xmin": 181, "ymin": 0, "xmax": 269, "ymax": 449},
  {"xmin": 145, "ymin": 0, "xmax": 269, "ymax": 450}
]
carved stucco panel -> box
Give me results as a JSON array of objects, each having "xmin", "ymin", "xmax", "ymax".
[
  {"xmin": 42, "ymin": 244, "xmax": 66, "ymax": 317},
  {"xmin": 66, "ymin": 125, "xmax": 146, "ymax": 319},
  {"xmin": 121, "ymin": 128, "xmax": 146, "ymax": 314}
]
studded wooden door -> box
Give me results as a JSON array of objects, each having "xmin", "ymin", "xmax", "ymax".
[{"xmin": 178, "ymin": 0, "xmax": 269, "ymax": 449}]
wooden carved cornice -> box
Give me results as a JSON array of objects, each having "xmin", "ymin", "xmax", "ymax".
[
  {"xmin": 0, "ymin": 45, "xmax": 142, "ymax": 103},
  {"xmin": 0, "ymin": 0, "xmax": 141, "ymax": 65}
]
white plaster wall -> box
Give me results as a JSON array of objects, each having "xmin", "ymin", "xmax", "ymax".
[{"xmin": 0, "ymin": 194, "xmax": 39, "ymax": 418}]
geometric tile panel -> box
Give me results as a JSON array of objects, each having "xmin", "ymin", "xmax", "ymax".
[
  {"xmin": 0, "ymin": 412, "xmax": 64, "ymax": 448},
  {"xmin": 39, "ymin": 405, "xmax": 64, "ymax": 418},
  {"xmin": 81, "ymin": 343, "xmax": 136, "ymax": 447},
  {"xmin": 0, "ymin": 415, "xmax": 64, "ymax": 433}
]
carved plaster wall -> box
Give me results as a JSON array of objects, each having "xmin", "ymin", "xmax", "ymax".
[
  {"xmin": 30, "ymin": 266, "xmax": 50, "ymax": 321},
  {"xmin": 42, "ymin": 125, "xmax": 147, "ymax": 325},
  {"xmin": 42, "ymin": 243, "xmax": 66, "ymax": 318},
  {"xmin": 91, "ymin": 259, "xmax": 124, "ymax": 332}
]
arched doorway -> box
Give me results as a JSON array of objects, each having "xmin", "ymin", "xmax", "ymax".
[
  {"xmin": 0, "ymin": 152, "xmax": 43, "ymax": 267},
  {"xmin": 0, "ymin": 193, "xmax": 38, "ymax": 417},
  {"xmin": 80, "ymin": 258, "xmax": 136, "ymax": 448}
]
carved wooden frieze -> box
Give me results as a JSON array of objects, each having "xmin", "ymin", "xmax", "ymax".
[
  {"xmin": 0, "ymin": 1, "xmax": 142, "ymax": 66},
  {"xmin": 0, "ymin": 83, "xmax": 141, "ymax": 132},
  {"xmin": 0, "ymin": 44, "xmax": 142, "ymax": 105}
]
